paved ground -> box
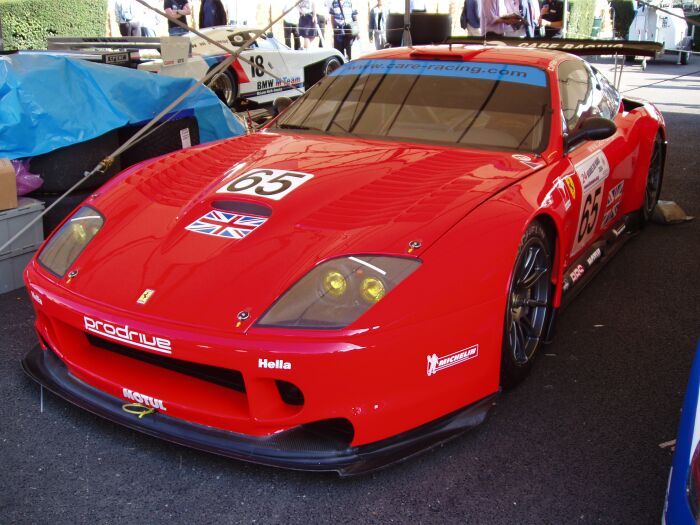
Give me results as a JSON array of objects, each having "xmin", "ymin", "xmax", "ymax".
[{"xmin": 1, "ymin": 57, "xmax": 698, "ymax": 525}]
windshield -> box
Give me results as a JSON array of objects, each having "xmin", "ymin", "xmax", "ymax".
[{"xmin": 273, "ymin": 58, "xmax": 551, "ymax": 153}]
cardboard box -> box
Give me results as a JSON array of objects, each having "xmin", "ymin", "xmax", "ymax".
[{"xmin": 0, "ymin": 159, "xmax": 18, "ymax": 211}]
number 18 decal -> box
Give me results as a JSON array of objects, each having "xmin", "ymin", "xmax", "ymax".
[{"xmin": 217, "ymin": 168, "xmax": 313, "ymax": 201}]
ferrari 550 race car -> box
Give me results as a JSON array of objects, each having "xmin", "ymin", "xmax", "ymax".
[
  {"xmin": 138, "ymin": 27, "xmax": 345, "ymax": 107},
  {"xmin": 23, "ymin": 42, "xmax": 666, "ymax": 475}
]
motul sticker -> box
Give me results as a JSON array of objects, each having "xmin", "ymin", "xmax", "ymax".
[{"xmin": 427, "ymin": 345, "xmax": 478, "ymax": 376}]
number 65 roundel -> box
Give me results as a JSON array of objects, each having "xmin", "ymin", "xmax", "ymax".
[{"xmin": 217, "ymin": 169, "xmax": 314, "ymax": 201}]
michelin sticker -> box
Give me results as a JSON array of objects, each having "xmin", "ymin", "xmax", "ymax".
[
  {"xmin": 427, "ymin": 345, "xmax": 478, "ymax": 377},
  {"xmin": 571, "ymin": 151, "xmax": 610, "ymax": 256}
]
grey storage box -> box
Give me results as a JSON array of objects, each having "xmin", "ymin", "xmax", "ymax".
[{"xmin": 0, "ymin": 198, "xmax": 44, "ymax": 293}]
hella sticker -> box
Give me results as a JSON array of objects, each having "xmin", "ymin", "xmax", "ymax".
[
  {"xmin": 427, "ymin": 345, "xmax": 478, "ymax": 377},
  {"xmin": 84, "ymin": 316, "xmax": 172, "ymax": 354},
  {"xmin": 259, "ymin": 358, "xmax": 292, "ymax": 370}
]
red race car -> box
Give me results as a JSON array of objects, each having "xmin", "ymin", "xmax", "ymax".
[{"xmin": 23, "ymin": 41, "xmax": 665, "ymax": 476}]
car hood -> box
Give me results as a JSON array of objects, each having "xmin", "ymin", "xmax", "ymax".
[{"xmin": 68, "ymin": 132, "xmax": 542, "ymax": 328}]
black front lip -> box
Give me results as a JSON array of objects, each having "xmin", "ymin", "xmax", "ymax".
[{"xmin": 22, "ymin": 345, "xmax": 496, "ymax": 476}]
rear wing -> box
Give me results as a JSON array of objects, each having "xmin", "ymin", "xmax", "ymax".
[
  {"xmin": 445, "ymin": 37, "xmax": 663, "ymax": 57},
  {"xmin": 47, "ymin": 36, "xmax": 191, "ymax": 66}
]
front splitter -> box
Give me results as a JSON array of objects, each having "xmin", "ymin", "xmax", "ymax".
[{"xmin": 22, "ymin": 345, "xmax": 496, "ymax": 476}]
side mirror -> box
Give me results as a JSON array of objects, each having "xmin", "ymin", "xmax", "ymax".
[
  {"xmin": 270, "ymin": 96, "xmax": 293, "ymax": 117},
  {"xmin": 565, "ymin": 117, "xmax": 617, "ymax": 151}
]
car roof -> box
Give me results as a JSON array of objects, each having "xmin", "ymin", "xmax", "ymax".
[{"xmin": 358, "ymin": 45, "xmax": 573, "ymax": 70}]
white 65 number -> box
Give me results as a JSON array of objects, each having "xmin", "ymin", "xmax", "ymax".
[{"xmin": 217, "ymin": 169, "xmax": 313, "ymax": 201}]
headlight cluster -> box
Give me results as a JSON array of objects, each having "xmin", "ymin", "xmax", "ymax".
[
  {"xmin": 257, "ymin": 256, "xmax": 421, "ymax": 329},
  {"xmin": 38, "ymin": 206, "xmax": 104, "ymax": 277}
]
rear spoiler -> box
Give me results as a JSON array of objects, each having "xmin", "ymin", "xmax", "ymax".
[
  {"xmin": 47, "ymin": 36, "xmax": 191, "ymax": 66},
  {"xmin": 445, "ymin": 37, "xmax": 663, "ymax": 57}
]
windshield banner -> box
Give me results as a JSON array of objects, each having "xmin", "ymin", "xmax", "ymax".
[{"xmin": 331, "ymin": 59, "xmax": 547, "ymax": 88}]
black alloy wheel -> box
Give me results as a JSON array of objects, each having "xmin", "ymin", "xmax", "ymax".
[
  {"xmin": 207, "ymin": 68, "xmax": 237, "ymax": 107},
  {"xmin": 501, "ymin": 221, "xmax": 554, "ymax": 387},
  {"xmin": 642, "ymin": 133, "xmax": 664, "ymax": 222}
]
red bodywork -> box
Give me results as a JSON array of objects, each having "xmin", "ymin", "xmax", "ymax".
[{"xmin": 24, "ymin": 46, "xmax": 665, "ymax": 457}]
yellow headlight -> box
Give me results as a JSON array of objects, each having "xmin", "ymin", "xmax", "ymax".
[
  {"xmin": 323, "ymin": 270, "xmax": 347, "ymax": 297},
  {"xmin": 360, "ymin": 277, "xmax": 385, "ymax": 303}
]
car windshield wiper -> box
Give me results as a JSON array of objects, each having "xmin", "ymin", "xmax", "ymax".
[{"xmin": 277, "ymin": 123, "xmax": 314, "ymax": 130}]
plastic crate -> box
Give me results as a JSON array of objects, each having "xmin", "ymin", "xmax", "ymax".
[
  {"xmin": 0, "ymin": 198, "xmax": 44, "ymax": 257},
  {"xmin": 0, "ymin": 244, "xmax": 40, "ymax": 293}
]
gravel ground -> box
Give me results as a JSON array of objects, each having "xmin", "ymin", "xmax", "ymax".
[{"xmin": 0, "ymin": 56, "xmax": 698, "ymax": 525}]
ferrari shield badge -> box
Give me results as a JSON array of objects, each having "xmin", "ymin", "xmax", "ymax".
[{"xmin": 137, "ymin": 289, "xmax": 155, "ymax": 305}]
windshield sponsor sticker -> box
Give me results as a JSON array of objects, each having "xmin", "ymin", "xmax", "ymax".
[
  {"xmin": 427, "ymin": 345, "xmax": 478, "ymax": 377},
  {"xmin": 217, "ymin": 168, "xmax": 313, "ymax": 201},
  {"xmin": 84, "ymin": 316, "xmax": 172, "ymax": 354},
  {"xmin": 332, "ymin": 59, "xmax": 547, "ymax": 87},
  {"xmin": 186, "ymin": 209, "xmax": 267, "ymax": 239}
]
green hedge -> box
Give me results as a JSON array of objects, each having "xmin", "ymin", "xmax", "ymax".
[
  {"xmin": 1, "ymin": 0, "xmax": 107, "ymax": 50},
  {"xmin": 568, "ymin": 0, "xmax": 596, "ymax": 38}
]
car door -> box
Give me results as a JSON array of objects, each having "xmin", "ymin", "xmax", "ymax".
[{"xmin": 558, "ymin": 59, "xmax": 629, "ymax": 264}]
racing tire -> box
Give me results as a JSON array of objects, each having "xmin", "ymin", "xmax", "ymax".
[
  {"xmin": 323, "ymin": 57, "xmax": 342, "ymax": 77},
  {"xmin": 639, "ymin": 132, "xmax": 665, "ymax": 225},
  {"xmin": 500, "ymin": 221, "xmax": 554, "ymax": 388},
  {"xmin": 206, "ymin": 67, "xmax": 238, "ymax": 107}
]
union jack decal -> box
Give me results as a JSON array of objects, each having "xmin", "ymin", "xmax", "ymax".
[{"xmin": 185, "ymin": 210, "xmax": 267, "ymax": 239}]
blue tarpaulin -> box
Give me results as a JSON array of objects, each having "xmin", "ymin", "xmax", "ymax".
[{"xmin": 0, "ymin": 53, "xmax": 245, "ymax": 160}]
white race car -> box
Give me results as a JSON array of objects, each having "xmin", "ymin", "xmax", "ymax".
[{"xmin": 137, "ymin": 27, "xmax": 345, "ymax": 107}]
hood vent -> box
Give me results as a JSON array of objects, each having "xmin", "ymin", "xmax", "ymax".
[{"xmin": 212, "ymin": 200, "xmax": 272, "ymax": 217}]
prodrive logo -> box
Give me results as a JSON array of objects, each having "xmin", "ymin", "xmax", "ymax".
[{"xmin": 84, "ymin": 316, "xmax": 172, "ymax": 354}]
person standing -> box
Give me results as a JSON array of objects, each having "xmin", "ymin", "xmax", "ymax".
[
  {"xmin": 139, "ymin": 1, "xmax": 160, "ymax": 36},
  {"xmin": 460, "ymin": 0, "xmax": 481, "ymax": 36},
  {"xmin": 115, "ymin": 0, "xmax": 141, "ymax": 36},
  {"xmin": 298, "ymin": 0, "xmax": 317, "ymax": 49},
  {"xmin": 317, "ymin": 0, "xmax": 329, "ymax": 47},
  {"xmin": 199, "ymin": 0, "xmax": 227, "ymax": 28},
  {"xmin": 164, "ymin": 1, "xmax": 191, "ymax": 35},
  {"xmin": 539, "ymin": 0, "xmax": 564, "ymax": 38},
  {"xmin": 504, "ymin": 0, "xmax": 539, "ymax": 37},
  {"xmin": 480, "ymin": 0, "xmax": 524, "ymax": 37},
  {"xmin": 283, "ymin": 2, "xmax": 301, "ymax": 49},
  {"xmin": 329, "ymin": 0, "xmax": 357, "ymax": 60},
  {"xmin": 368, "ymin": 0, "xmax": 387, "ymax": 50}
]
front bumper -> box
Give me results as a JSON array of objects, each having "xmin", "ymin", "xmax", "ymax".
[{"xmin": 23, "ymin": 344, "xmax": 496, "ymax": 476}]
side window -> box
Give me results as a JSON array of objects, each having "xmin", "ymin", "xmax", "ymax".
[
  {"xmin": 591, "ymin": 66, "xmax": 621, "ymax": 120},
  {"xmin": 558, "ymin": 60, "xmax": 593, "ymax": 133}
]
